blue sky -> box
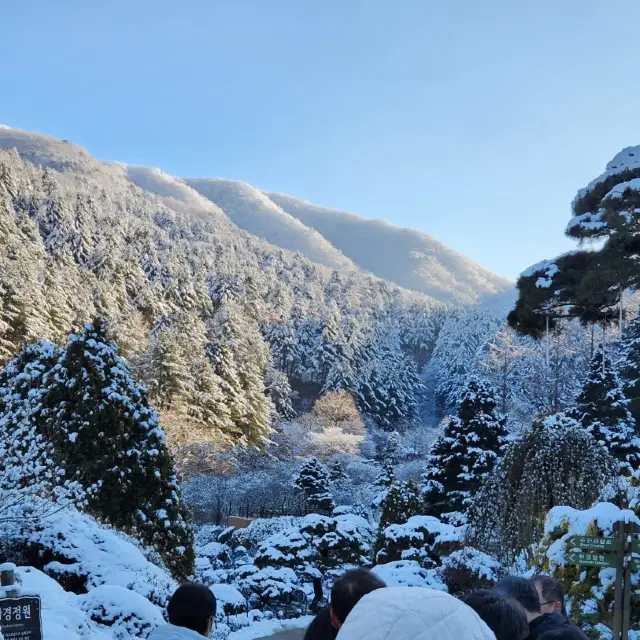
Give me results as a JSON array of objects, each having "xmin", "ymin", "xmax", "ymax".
[{"xmin": 2, "ymin": 1, "xmax": 640, "ymax": 280}]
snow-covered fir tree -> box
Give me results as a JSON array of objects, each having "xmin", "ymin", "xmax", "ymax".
[
  {"xmin": 569, "ymin": 347, "xmax": 640, "ymax": 473},
  {"xmin": 382, "ymin": 430, "xmax": 402, "ymax": 464},
  {"xmin": 377, "ymin": 480, "xmax": 422, "ymax": 533},
  {"xmin": 372, "ymin": 461, "xmax": 396, "ymax": 508},
  {"xmin": 207, "ymin": 302, "xmax": 273, "ymax": 447},
  {"xmin": 295, "ymin": 458, "xmax": 335, "ymax": 515},
  {"xmin": 421, "ymin": 377, "xmax": 508, "ymax": 521},
  {"xmin": 0, "ymin": 341, "xmax": 87, "ymax": 522},
  {"xmin": 329, "ymin": 459, "xmax": 348, "ymax": 485},
  {"xmin": 40, "ymin": 319, "xmax": 195, "ymax": 578},
  {"xmin": 265, "ymin": 367, "xmax": 297, "ymax": 421}
]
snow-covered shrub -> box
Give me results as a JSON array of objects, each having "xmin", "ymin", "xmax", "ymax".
[
  {"xmin": 300, "ymin": 513, "xmax": 374, "ymax": 571},
  {"xmin": 236, "ymin": 566, "xmax": 305, "ymax": 613},
  {"xmin": 375, "ymin": 515, "xmax": 462, "ymax": 566},
  {"xmin": 254, "ymin": 528, "xmax": 311, "ymax": 571},
  {"xmin": 372, "ymin": 560, "xmax": 445, "ymax": 590},
  {"xmin": 531, "ymin": 502, "xmax": 640, "ymax": 638},
  {"xmin": 78, "ymin": 585, "xmax": 164, "ymax": 639},
  {"xmin": 195, "ymin": 524, "xmax": 225, "ymax": 547},
  {"xmin": 16, "ymin": 566, "xmax": 110, "ymax": 639},
  {"xmin": 211, "ymin": 584, "xmax": 247, "ymax": 617},
  {"xmin": 436, "ymin": 547, "xmax": 504, "ymax": 597},
  {"xmin": 231, "ymin": 517, "xmax": 302, "ymax": 550},
  {"xmin": 15, "ymin": 501, "xmax": 177, "ymax": 606},
  {"xmin": 197, "ymin": 541, "xmax": 232, "ymax": 569}
]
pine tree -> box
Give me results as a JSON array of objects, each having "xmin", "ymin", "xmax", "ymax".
[
  {"xmin": 0, "ymin": 341, "xmax": 87, "ymax": 521},
  {"xmin": 383, "ymin": 430, "xmax": 402, "ymax": 464},
  {"xmin": 378, "ymin": 480, "xmax": 422, "ymax": 532},
  {"xmin": 41, "ymin": 319, "xmax": 195, "ymax": 578},
  {"xmin": 265, "ymin": 367, "xmax": 297, "ymax": 421},
  {"xmin": 295, "ymin": 458, "xmax": 335, "ymax": 515},
  {"xmin": 570, "ymin": 347, "xmax": 640, "ymax": 473},
  {"xmin": 329, "ymin": 459, "xmax": 348, "ymax": 485},
  {"xmin": 207, "ymin": 302, "xmax": 273, "ymax": 447},
  {"xmin": 620, "ymin": 315, "xmax": 640, "ymax": 429},
  {"xmin": 421, "ymin": 377, "xmax": 508, "ymax": 520},
  {"xmin": 372, "ymin": 461, "xmax": 396, "ymax": 508}
]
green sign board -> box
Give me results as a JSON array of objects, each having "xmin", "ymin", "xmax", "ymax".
[
  {"xmin": 565, "ymin": 535, "xmax": 615, "ymax": 551},
  {"xmin": 565, "ymin": 551, "xmax": 617, "ymax": 568}
]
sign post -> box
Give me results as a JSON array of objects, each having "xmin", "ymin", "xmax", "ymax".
[
  {"xmin": 565, "ymin": 521, "xmax": 637, "ymax": 640},
  {"xmin": 0, "ymin": 564, "xmax": 43, "ymax": 640}
]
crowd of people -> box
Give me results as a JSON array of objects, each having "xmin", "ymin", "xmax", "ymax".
[{"xmin": 148, "ymin": 570, "xmax": 588, "ymax": 640}]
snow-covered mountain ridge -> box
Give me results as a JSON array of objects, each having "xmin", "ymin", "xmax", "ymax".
[{"xmin": 0, "ymin": 126, "xmax": 511, "ymax": 304}]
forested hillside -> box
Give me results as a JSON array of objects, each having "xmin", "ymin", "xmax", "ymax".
[{"xmin": 0, "ymin": 127, "xmax": 618, "ymax": 464}]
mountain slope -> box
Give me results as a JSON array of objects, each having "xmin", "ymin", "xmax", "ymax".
[
  {"xmin": 184, "ymin": 178, "xmax": 355, "ymax": 270},
  {"xmin": 268, "ymin": 192, "xmax": 512, "ymax": 304},
  {"xmin": 0, "ymin": 125, "xmax": 511, "ymax": 305}
]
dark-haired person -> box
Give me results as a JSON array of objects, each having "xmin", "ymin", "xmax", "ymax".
[
  {"xmin": 149, "ymin": 583, "xmax": 217, "ymax": 639},
  {"xmin": 304, "ymin": 608, "xmax": 338, "ymax": 640},
  {"xmin": 495, "ymin": 576, "xmax": 588, "ymax": 640},
  {"xmin": 464, "ymin": 589, "xmax": 528, "ymax": 640},
  {"xmin": 532, "ymin": 575, "xmax": 565, "ymax": 615},
  {"xmin": 329, "ymin": 568, "xmax": 386, "ymax": 629}
]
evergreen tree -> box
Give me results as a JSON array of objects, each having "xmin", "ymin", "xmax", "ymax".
[
  {"xmin": 377, "ymin": 480, "xmax": 422, "ymax": 532},
  {"xmin": 329, "ymin": 459, "xmax": 348, "ymax": 485},
  {"xmin": 468, "ymin": 413, "xmax": 615, "ymax": 562},
  {"xmin": 620, "ymin": 315, "xmax": 640, "ymax": 429},
  {"xmin": 207, "ymin": 302, "xmax": 273, "ymax": 447},
  {"xmin": 421, "ymin": 377, "xmax": 508, "ymax": 520},
  {"xmin": 569, "ymin": 347, "xmax": 640, "ymax": 473},
  {"xmin": 383, "ymin": 430, "xmax": 402, "ymax": 464},
  {"xmin": 372, "ymin": 461, "xmax": 396, "ymax": 508},
  {"xmin": 41, "ymin": 319, "xmax": 195, "ymax": 578},
  {"xmin": 295, "ymin": 458, "xmax": 335, "ymax": 514},
  {"xmin": 0, "ymin": 341, "xmax": 87, "ymax": 521},
  {"xmin": 265, "ymin": 367, "xmax": 297, "ymax": 421}
]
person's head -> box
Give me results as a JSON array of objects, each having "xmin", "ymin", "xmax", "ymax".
[
  {"xmin": 329, "ymin": 568, "xmax": 385, "ymax": 629},
  {"xmin": 494, "ymin": 576, "xmax": 542, "ymax": 622},
  {"xmin": 167, "ymin": 583, "xmax": 217, "ymax": 637},
  {"xmin": 464, "ymin": 589, "xmax": 529, "ymax": 640},
  {"xmin": 336, "ymin": 587, "xmax": 496, "ymax": 640},
  {"xmin": 304, "ymin": 608, "xmax": 338, "ymax": 640},
  {"xmin": 532, "ymin": 575, "xmax": 566, "ymax": 615}
]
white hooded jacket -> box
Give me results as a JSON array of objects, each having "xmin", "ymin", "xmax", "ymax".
[
  {"xmin": 337, "ymin": 587, "xmax": 496, "ymax": 640},
  {"xmin": 148, "ymin": 623, "xmax": 207, "ymax": 640}
]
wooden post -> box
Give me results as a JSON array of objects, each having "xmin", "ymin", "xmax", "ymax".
[
  {"xmin": 613, "ymin": 522, "xmax": 624, "ymax": 640},
  {"xmin": 621, "ymin": 521, "xmax": 638, "ymax": 640}
]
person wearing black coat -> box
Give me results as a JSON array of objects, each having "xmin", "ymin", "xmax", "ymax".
[
  {"xmin": 494, "ymin": 577, "xmax": 589, "ymax": 640},
  {"xmin": 528, "ymin": 611, "xmax": 589, "ymax": 640}
]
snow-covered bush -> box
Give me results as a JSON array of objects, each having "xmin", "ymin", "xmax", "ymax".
[
  {"xmin": 531, "ymin": 502, "xmax": 640, "ymax": 638},
  {"xmin": 436, "ymin": 547, "xmax": 503, "ymax": 597},
  {"xmin": 13, "ymin": 566, "xmax": 110, "ymax": 639},
  {"xmin": 211, "ymin": 584, "xmax": 247, "ymax": 617},
  {"xmin": 372, "ymin": 560, "xmax": 445, "ymax": 590},
  {"xmin": 231, "ymin": 517, "xmax": 302, "ymax": 550},
  {"xmin": 236, "ymin": 566, "xmax": 305, "ymax": 613},
  {"xmin": 78, "ymin": 585, "xmax": 164, "ymax": 639},
  {"xmin": 375, "ymin": 515, "xmax": 462, "ymax": 566},
  {"xmin": 13, "ymin": 500, "xmax": 177, "ymax": 606}
]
